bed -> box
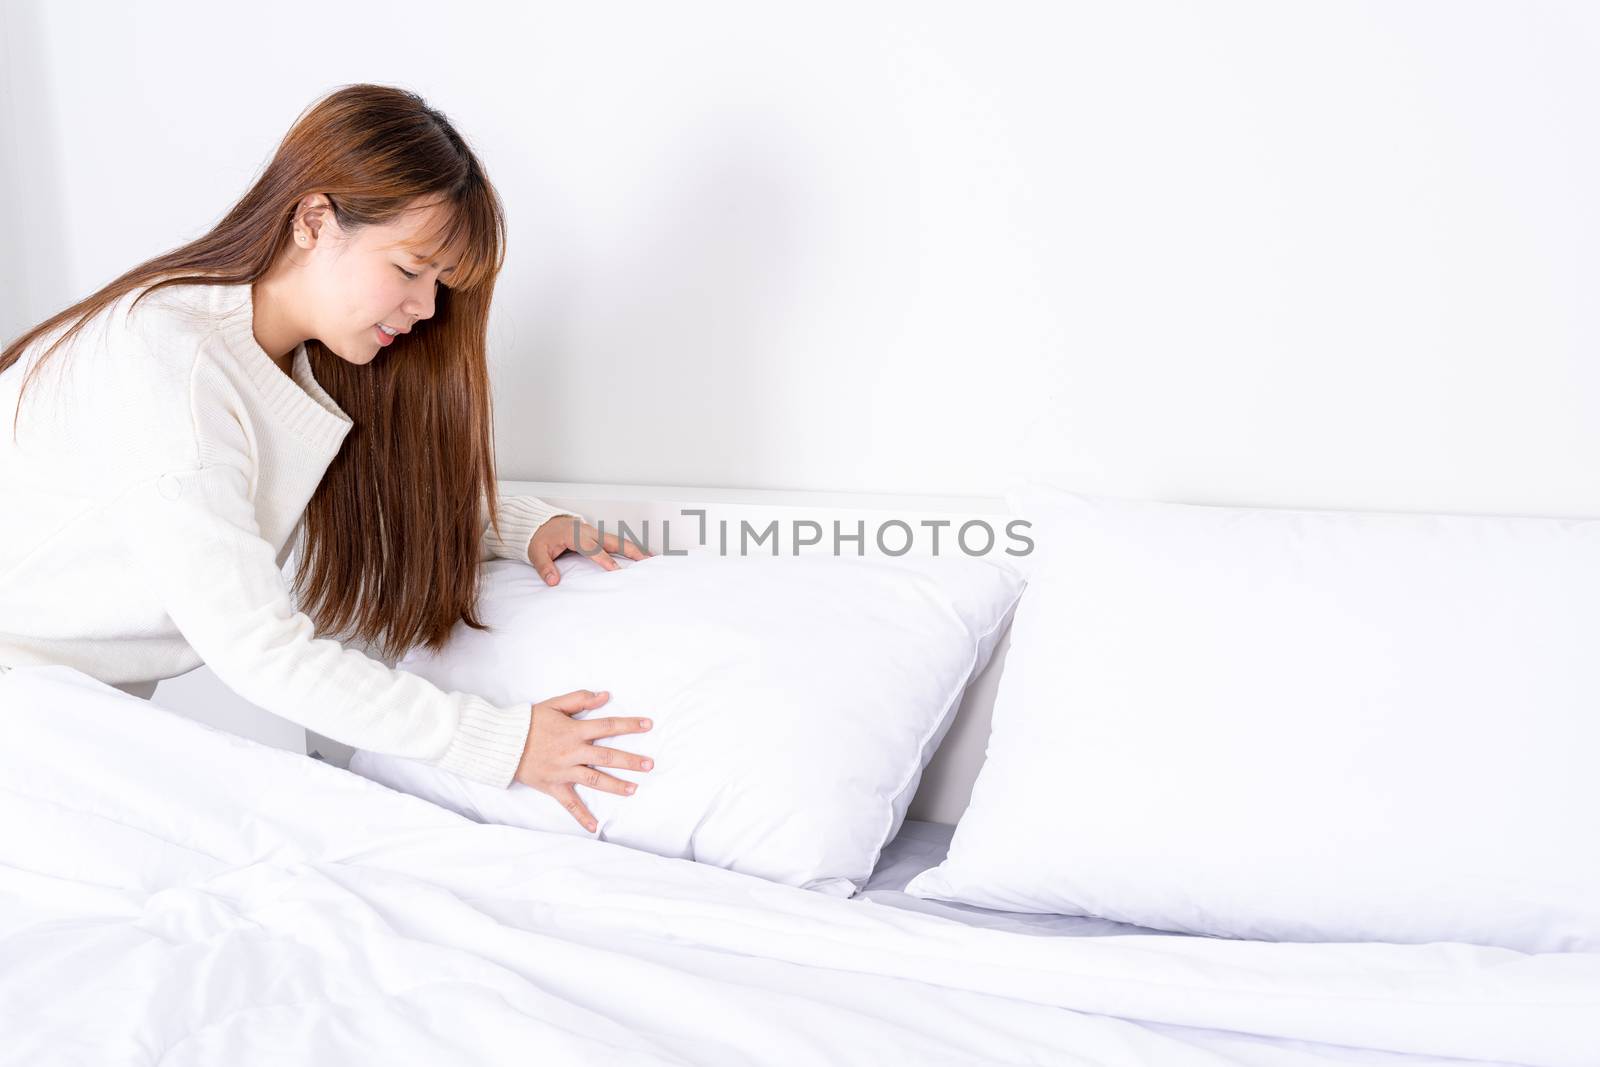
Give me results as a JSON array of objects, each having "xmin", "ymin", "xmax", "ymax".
[
  {"xmin": 3, "ymin": 480, "xmax": 1597, "ymax": 1066},
  {"xmin": 5, "ymin": 663, "xmax": 1595, "ymax": 1066}
]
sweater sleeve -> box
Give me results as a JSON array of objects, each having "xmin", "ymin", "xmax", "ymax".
[
  {"xmin": 121, "ymin": 462, "xmax": 535, "ymax": 789},
  {"xmin": 478, "ymin": 492, "xmax": 584, "ymax": 564}
]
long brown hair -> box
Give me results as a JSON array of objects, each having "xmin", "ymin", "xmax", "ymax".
[{"xmin": 1, "ymin": 83, "xmax": 517, "ymax": 661}]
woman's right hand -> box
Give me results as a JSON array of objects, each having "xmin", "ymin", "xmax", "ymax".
[{"xmin": 513, "ymin": 689, "xmax": 654, "ymax": 833}]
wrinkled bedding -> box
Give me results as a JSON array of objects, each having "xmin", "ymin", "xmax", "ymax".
[{"xmin": 2, "ymin": 664, "xmax": 1595, "ymax": 1066}]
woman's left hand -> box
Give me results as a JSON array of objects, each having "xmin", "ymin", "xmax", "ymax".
[{"xmin": 529, "ymin": 514, "xmax": 653, "ymax": 585}]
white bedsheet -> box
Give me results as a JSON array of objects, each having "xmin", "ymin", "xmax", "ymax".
[{"xmin": 2, "ymin": 664, "xmax": 1596, "ymax": 1066}]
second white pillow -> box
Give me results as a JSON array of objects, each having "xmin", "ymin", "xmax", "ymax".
[{"xmin": 907, "ymin": 483, "xmax": 1600, "ymax": 952}]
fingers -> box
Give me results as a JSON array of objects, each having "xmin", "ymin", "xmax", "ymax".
[
  {"xmin": 579, "ymin": 742, "xmax": 654, "ymax": 774},
  {"xmin": 572, "ymin": 763, "xmax": 639, "ymax": 797},
  {"xmin": 529, "ymin": 541, "xmax": 560, "ymax": 585},
  {"xmin": 602, "ymin": 531, "xmax": 653, "ymax": 562},
  {"xmin": 581, "ymin": 714, "xmax": 653, "ymax": 740},
  {"xmin": 581, "ymin": 528, "xmax": 651, "ymax": 571},
  {"xmin": 556, "ymin": 523, "xmax": 655, "ymax": 574},
  {"xmin": 544, "ymin": 688, "xmax": 611, "ymax": 714},
  {"xmin": 552, "ymin": 783, "xmax": 598, "ymax": 833}
]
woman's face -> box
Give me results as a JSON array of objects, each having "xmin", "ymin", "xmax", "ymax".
[{"xmin": 293, "ymin": 194, "xmax": 459, "ymax": 365}]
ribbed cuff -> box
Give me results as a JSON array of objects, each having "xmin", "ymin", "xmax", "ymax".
[
  {"xmin": 432, "ymin": 695, "xmax": 533, "ymax": 788},
  {"xmin": 482, "ymin": 497, "xmax": 583, "ymax": 563}
]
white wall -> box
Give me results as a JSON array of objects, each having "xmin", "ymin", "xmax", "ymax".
[
  {"xmin": 6, "ymin": 0, "xmax": 1597, "ymax": 517},
  {"xmin": 5, "ymin": 1, "xmax": 1599, "ymax": 738}
]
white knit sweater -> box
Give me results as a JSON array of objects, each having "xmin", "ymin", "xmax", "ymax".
[{"xmin": 0, "ymin": 280, "xmax": 581, "ymax": 789}]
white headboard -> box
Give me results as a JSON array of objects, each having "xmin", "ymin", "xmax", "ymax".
[{"xmin": 499, "ymin": 479, "xmax": 1017, "ymax": 827}]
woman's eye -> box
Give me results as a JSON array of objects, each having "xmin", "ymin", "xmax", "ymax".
[{"xmin": 397, "ymin": 266, "xmax": 419, "ymax": 280}]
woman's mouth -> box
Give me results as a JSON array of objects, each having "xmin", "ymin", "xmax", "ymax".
[{"xmin": 374, "ymin": 323, "xmax": 398, "ymax": 347}]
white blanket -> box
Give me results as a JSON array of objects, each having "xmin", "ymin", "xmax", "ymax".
[{"xmin": 2, "ymin": 664, "xmax": 1595, "ymax": 1066}]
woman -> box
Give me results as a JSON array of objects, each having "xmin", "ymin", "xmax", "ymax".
[{"xmin": 0, "ymin": 83, "xmax": 651, "ymax": 834}]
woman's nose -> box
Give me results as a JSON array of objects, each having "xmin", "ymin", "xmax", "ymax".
[{"xmin": 405, "ymin": 291, "xmax": 435, "ymax": 322}]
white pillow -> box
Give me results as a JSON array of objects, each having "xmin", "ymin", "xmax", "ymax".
[
  {"xmin": 351, "ymin": 548, "xmax": 1024, "ymax": 895},
  {"xmin": 906, "ymin": 482, "xmax": 1600, "ymax": 952}
]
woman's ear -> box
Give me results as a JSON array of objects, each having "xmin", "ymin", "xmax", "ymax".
[{"xmin": 295, "ymin": 192, "xmax": 338, "ymax": 247}]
